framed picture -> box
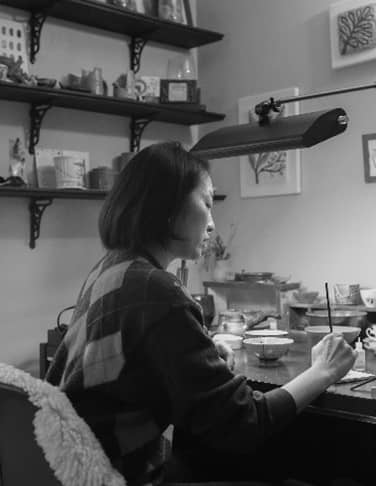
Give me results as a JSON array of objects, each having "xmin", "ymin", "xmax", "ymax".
[
  {"xmin": 141, "ymin": 0, "xmax": 158, "ymax": 17},
  {"xmin": 330, "ymin": 0, "xmax": 376, "ymax": 69},
  {"xmin": 0, "ymin": 18, "xmax": 29, "ymax": 74},
  {"xmin": 183, "ymin": 0, "xmax": 193, "ymax": 26},
  {"xmin": 238, "ymin": 87, "xmax": 301, "ymax": 198},
  {"xmin": 362, "ymin": 133, "xmax": 376, "ymax": 182},
  {"xmin": 160, "ymin": 79, "xmax": 198, "ymax": 103}
]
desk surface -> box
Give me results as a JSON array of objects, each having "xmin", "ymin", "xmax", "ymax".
[{"xmin": 233, "ymin": 331, "xmax": 376, "ymax": 423}]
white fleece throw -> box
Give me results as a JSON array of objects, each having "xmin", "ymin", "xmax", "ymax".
[{"xmin": 0, "ymin": 363, "xmax": 126, "ymax": 486}]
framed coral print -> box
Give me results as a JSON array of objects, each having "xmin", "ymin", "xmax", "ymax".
[
  {"xmin": 330, "ymin": 0, "xmax": 376, "ymax": 69},
  {"xmin": 362, "ymin": 133, "xmax": 376, "ymax": 182},
  {"xmin": 238, "ymin": 87, "xmax": 301, "ymax": 198}
]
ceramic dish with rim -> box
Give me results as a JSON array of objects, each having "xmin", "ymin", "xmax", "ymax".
[
  {"xmin": 244, "ymin": 329, "xmax": 288, "ymax": 338},
  {"xmin": 243, "ymin": 337, "xmax": 294, "ymax": 361},
  {"xmin": 306, "ymin": 310, "xmax": 366, "ymax": 329}
]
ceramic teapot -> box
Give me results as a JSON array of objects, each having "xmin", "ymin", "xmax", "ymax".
[{"xmin": 218, "ymin": 309, "xmax": 247, "ymax": 336}]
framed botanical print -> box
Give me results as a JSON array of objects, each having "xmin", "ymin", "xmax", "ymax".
[
  {"xmin": 238, "ymin": 87, "xmax": 301, "ymax": 198},
  {"xmin": 362, "ymin": 132, "xmax": 376, "ymax": 182}
]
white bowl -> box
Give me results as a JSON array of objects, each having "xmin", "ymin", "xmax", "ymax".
[
  {"xmin": 213, "ymin": 333, "xmax": 243, "ymax": 350},
  {"xmin": 360, "ymin": 288, "xmax": 376, "ymax": 308},
  {"xmin": 243, "ymin": 337, "xmax": 294, "ymax": 361},
  {"xmin": 244, "ymin": 329, "xmax": 288, "ymax": 339},
  {"xmin": 305, "ymin": 325, "xmax": 360, "ymax": 347}
]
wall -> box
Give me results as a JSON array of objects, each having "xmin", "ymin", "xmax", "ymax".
[
  {"xmin": 197, "ymin": 0, "xmax": 376, "ymax": 297},
  {"xmin": 0, "ymin": 3, "xmax": 196, "ymax": 374}
]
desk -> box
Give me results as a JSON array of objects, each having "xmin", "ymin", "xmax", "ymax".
[{"xmin": 234, "ymin": 331, "xmax": 376, "ymax": 423}]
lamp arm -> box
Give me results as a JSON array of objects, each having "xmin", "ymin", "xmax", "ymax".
[
  {"xmin": 277, "ymin": 80, "xmax": 376, "ymax": 104},
  {"xmin": 254, "ymin": 81, "xmax": 376, "ymax": 125}
]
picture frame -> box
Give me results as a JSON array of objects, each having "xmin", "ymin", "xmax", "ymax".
[
  {"xmin": 238, "ymin": 87, "xmax": 301, "ymax": 198},
  {"xmin": 142, "ymin": 0, "xmax": 158, "ymax": 17},
  {"xmin": 330, "ymin": 0, "xmax": 376, "ymax": 69},
  {"xmin": 0, "ymin": 18, "xmax": 29, "ymax": 75},
  {"xmin": 182, "ymin": 0, "xmax": 193, "ymax": 26},
  {"xmin": 160, "ymin": 79, "xmax": 198, "ymax": 103},
  {"xmin": 362, "ymin": 133, "xmax": 376, "ymax": 182}
]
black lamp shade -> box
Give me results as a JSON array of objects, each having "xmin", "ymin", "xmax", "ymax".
[{"xmin": 190, "ymin": 108, "xmax": 348, "ymax": 159}]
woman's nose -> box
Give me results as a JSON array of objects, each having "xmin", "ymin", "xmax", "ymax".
[{"xmin": 207, "ymin": 221, "xmax": 215, "ymax": 234}]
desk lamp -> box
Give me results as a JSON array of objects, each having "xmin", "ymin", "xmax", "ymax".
[{"xmin": 190, "ymin": 81, "xmax": 376, "ymax": 159}]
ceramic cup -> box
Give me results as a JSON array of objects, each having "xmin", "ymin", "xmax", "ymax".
[
  {"xmin": 54, "ymin": 155, "xmax": 86, "ymax": 189},
  {"xmin": 333, "ymin": 283, "xmax": 361, "ymax": 305},
  {"xmin": 0, "ymin": 64, "xmax": 8, "ymax": 81},
  {"xmin": 366, "ymin": 324, "xmax": 376, "ymax": 341}
]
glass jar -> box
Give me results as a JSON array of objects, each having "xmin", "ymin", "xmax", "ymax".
[
  {"xmin": 111, "ymin": 0, "xmax": 137, "ymax": 11},
  {"xmin": 158, "ymin": 0, "xmax": 184, "ymax": 23},
  {"xmin": 167, "ymin": 54, "xmax": 196, "ymax": 80}
]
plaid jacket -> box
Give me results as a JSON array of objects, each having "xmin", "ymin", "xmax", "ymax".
[{"xmin": 46, "ymin": 250, "xmax": 296, "ymax": 486}]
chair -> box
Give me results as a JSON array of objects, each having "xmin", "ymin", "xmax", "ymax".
[
  {"xmin": 0, "ymin": 383, "xmax": 61, "ymax": 485},
  {"xmin": 0, "ymin": 363, "xmax": 126, "ymax": 486}
]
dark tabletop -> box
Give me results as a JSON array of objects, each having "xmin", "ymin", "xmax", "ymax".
[{"xmin": 233, "ymin": 331, "xmax": 376, "ymax": 423}]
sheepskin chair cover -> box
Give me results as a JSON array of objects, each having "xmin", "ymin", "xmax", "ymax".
[{"xmin": 0, "ymin": 363, "xmax": 126, "ymax": 486}]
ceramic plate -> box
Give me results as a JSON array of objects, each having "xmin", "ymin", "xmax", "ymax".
[{"xmin": 244, "ymin": 329, "xmax": 288, "ymax": 338}]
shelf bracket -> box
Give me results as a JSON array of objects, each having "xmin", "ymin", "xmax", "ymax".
[
  {"xmin": 28, "ymin": 197, "xmax": 53, "ymax": 249},
  {"xmin": 130, "ymin": 117, "xmax": 151, "ymax": 153},
  {"xmin": 129, "ymin": 37, "xmax": 147, "ymax": 73},
  {"xmin": 29, "ymin": 10, "xmax": 48, "ymax": 64},
  {"xmin": 29, "ymin": 103, "xmax": 52, "ymax": 154},
  {"xmin": 29, "ymin": 0, "xmax": 57, "ymax": 63}
]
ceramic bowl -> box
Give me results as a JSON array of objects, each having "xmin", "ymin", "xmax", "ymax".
[
  {"xmin": 212, "ymin": 333, "xmax": 243, "ymax": 350},
  {"xmin": 243, "ymin": 337, "xmax": 294, "ymax": 361},
  {"xmin": 360, "ymin": 288, "xmax": 376, "ymax": 308},
  {"xmin": 305, "ymin": 325, "xmax": 360, "ymax": 347},
  {"xmin": 292, "ymin": 290, "xmax": 319, "ymax": 304}
]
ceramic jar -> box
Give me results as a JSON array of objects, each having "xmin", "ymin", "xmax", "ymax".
[{"xmin": 212, "ymin": 259, "xmax": 231, "ymax": 281}]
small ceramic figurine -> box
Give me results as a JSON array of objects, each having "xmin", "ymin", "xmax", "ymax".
[{"xmin": 9, "ymin": 138, "xmax": 27, "ymax": 182}]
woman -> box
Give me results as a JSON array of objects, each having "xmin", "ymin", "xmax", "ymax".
[{"xmin": 46, "ymin": 142, "xmax": 356, "ymax": 486}]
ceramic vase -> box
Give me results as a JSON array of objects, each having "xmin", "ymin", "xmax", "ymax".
[{"xmin": 212, "ymin": 259, "xmax": 230, "ymax": 281}]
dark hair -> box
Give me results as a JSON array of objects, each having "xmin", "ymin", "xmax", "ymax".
[{"xmin": 99, "ymin": 141, "xmax": 210, "ymax": 252}]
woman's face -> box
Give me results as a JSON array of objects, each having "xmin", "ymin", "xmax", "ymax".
[{"xmin": 170, "ymin": 173, "xmax": 215, "ymax": 261}]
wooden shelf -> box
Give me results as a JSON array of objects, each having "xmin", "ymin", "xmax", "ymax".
[
  {"xmin": 0, "ymin": 187, "xmax": 226, "ymax": 200},
  {"xmin": 0, "ymin": 187, "xmax": 227, "ymax": 248},
  {"xmin": 0, "ymin": 187, "xmax": 106, "ymax": 200},
  {"xmin": 0, "ymin": 82, "xmax": 225, "ymax": 126},
  {"xmin": 203, "ymin": 280, "xmax": 300, "ymax": 292},
  {"xmin": 2, "ymin": 0, "xmax": 223, "ymax": 49},
  {"xmin": 289, "ymin": 302, "xmax": 376, "ymax": 313}
]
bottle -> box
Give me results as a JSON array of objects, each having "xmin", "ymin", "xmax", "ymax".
[{"xmin": 353, "ymin": 338, "xmax": 366, "ymax": 371}]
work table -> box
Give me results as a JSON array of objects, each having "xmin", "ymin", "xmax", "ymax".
[{"xmin": 233, "ymin": 331, "xmax": 376, "ymax": 423}]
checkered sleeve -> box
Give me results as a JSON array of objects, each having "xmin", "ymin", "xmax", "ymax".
[{"xmin": 143, "ymin": 305, "xmax": 297, "ymax": 455}]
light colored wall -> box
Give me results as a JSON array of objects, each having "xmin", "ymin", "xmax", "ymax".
[
  {"xmin": 0, "ymin": 4, "xmax": 196, "ymax": 374},
  {"xmin": 197, "ymin": 0, "xmax": 376, "ymax": 297}
]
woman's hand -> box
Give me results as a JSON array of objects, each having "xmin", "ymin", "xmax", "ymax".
[
  {"xmin": 311, "ymin": 333, "xmax": 357, "ymax": 385},
  {"xmin": 283, "ymin": 333, "xmax": 357, "ymax": 413},
  {"xmin": 214, "ymin": 339, "xmax": 235, "ymax": 371}
]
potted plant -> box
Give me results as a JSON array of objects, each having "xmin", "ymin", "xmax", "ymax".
[{"xmin": 202, "ymin": 224, "xmax": 236, "ymax": 281}]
